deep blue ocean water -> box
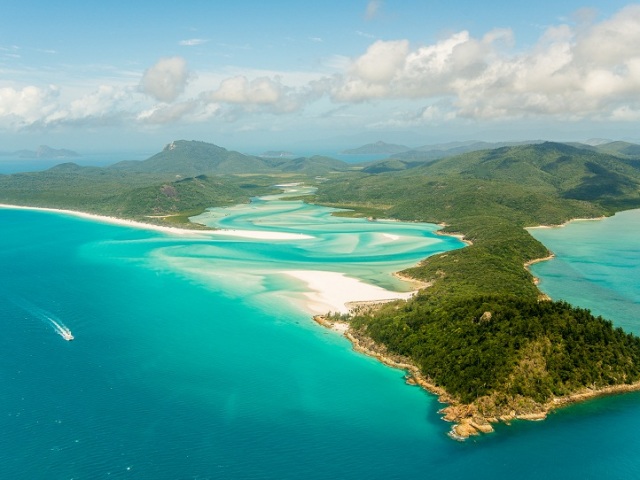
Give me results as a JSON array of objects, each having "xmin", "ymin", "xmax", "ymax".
[{"xmin": 1, "ymin": 200, "xmax": 640, "ymax": 479}]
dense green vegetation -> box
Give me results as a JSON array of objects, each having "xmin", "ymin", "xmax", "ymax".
[
  {"xmin": 0, "ymin": 140, "xmax": 351, "ymax": 226},
  {"xmin": 352, "ymin": 295, "xmax": 640, "ymax": 406},
  {"xmin": 315, "ymin": 142, "xmax": 640, "ymax": 414},
  {"xmin": 0, "ymin": 164, "xmax": 271, "ymax": 222},
  {"xmin": 110, "ymin": 140, "xmax": 353, "ymax": 176}
]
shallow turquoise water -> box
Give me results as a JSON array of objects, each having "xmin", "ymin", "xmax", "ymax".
[
  {"xmin": 529, "ymin": 210, "xmax": 640, "ymax": 334},
  {"xmin": 1, "ymin": 199, "xmax": 640, "ymax": 479}
]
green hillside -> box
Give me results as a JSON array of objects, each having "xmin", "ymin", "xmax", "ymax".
[
  {"xmin": 419, "ymin": 142, "xmax": 640, "ymax": 203},
  {"xmin": 0, "ymin": 140, "xmax": 351, "ymax": 225},
  {"xmin": 110, "ymin": 140, "xmax": 272, "ymax": 175},
  {"xmin": 592, "ymin": 141, "xmax": 640, "ymax": 159},
  {"xmin": 315, "ymin": 142, "xmax": 640, "ymax": 434},
  {"xmin": 108, "ymin": 140, "xmax": 351, "ymax": 177},
  {"xmin": 0, "ymin": 160, "xmax": 273, "ymax": 223},
  {"xmin": 264, "ymin": 155, "xmax": 352, "ymax": 176}
]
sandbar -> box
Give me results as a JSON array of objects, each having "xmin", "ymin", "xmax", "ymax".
[
  {"xmin": 283, "ymin": 270, "xmax": 415, "ymax": 315},
  {"xmin": 208, "ymin": 229, "xmax": 313, "ymax": 240}
]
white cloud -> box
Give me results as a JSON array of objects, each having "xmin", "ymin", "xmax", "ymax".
[
  {"xmin": 137, "ymin": 100, "xmax": 200, "ymax": 124},
  {"xmin": 140, "ymin": 57, "xmax": 191, "ymax": 102},
  {"xmin": 329, "ymin": 7, "xmax": 640, "ymax": 122},
  {"xmin": 365, "ymin": 0, "xmax": 382, "ymax": 20},
  {"xmin": 209, "ymin": 76, "xmax": 282, "ymax": 104},
  {"xmin": 179, "ymin": 38, "xmax": 208, "ymax": 46},
  {"xmin": 0, "ymin": 85, "xmax": 59, "ymax": 128},
  {"xmin": 2, "ymin": 5, "xmax": 640, "ymax": 135},
  {"xmin": 356, "ymin": 30, "xmax": 375, "ymax": 39},
  {"xmin": 204, "ymin": 75, "xmax": 312, "ymax": 114}
]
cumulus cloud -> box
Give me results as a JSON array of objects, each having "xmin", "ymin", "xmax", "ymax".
[
  {"xmin": 0, "ymin": 85, "xmax": 59, "ymax": 127},
  {"xmin": 203, "ymin": 75, "xmax": 312, "ymax": 114},
  {"xmin": 2, "ymin": 5, "xmax": 640, "ymax": 133},
  {"xmin": 140, "ymin": 57, "xmax": 190, "ymax": 102},
  {"xmin": 210, "ymin": 76, "xmax": 282, "ymax": 104},
  {"xmin": 330, "ymin": 6, "xmax": 640, "ymax": 122}
]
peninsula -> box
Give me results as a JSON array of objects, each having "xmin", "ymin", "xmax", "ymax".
[{"xmin": 3, "ymin": 139, "xmax": 640, "ymax": 438}]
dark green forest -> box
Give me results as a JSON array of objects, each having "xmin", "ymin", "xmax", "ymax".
[{"xmin": 351, "ymin": 295, "xmax": 640, "ymax": 407}]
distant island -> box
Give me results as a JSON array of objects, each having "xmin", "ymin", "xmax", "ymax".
[
  {"xmin": 0, "ymin": 145, "xmax": 80, "ymax": 159},
  {"xmin": 2, "ymin": 138, "xmax": 640, "ymax": 439},
  {"xmin": 342, "ymin": 140, "xmax": 410, "ymax": 155}
]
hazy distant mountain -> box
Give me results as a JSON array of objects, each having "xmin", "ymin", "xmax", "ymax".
[
  {"xmin": 566, "ymin": 141, "xmax": 640, "ymax": 160},
  {"xmin": 0, "ymin": 145, "xmax": 80, "ymax": 158},
  {"xmin": 584, "ymin": 138, "xmax": 614, "ymax": 146},
  {"xmin": 593, "ymin": 141, "xmax": 640, "ymax": 159},
  {"xmin": 342, "ymin": 141, "xmax": 411, "ymax": 155},
  {"xmin": 264, "ymin": 155, "xmax": 351, "ymax": 176},
  {"xmin": 401, "ymin": 140, "xmax": 545, "ymax": 160},
  {"xmin": 361, "ymin": 140, "xmax": 546, "ymax": 172}
]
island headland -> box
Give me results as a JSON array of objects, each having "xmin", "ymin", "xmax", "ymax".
[{"xmin": 3, "ymin": 139, "xmax": 640, "ymax": 439}]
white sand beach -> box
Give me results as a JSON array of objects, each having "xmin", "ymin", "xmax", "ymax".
[
  {"xmin": 0, "ymin": 204, "xmax": 313, "ymax": 240},
  {"xmin": 283, "ymin": 270, "xmax": 415, "ymax": 315}
]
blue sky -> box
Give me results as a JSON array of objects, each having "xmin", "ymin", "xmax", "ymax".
[{"xmin": 1, "ymin": 0, "xmax": 639, "ymax": 153}]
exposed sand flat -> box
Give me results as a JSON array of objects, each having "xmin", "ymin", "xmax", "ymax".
[
  {"xmin": 382, "ymin": 233, "xmax": 400, "ymax": 240},
  {"xmin": 208, "ymin": 229, "xmax": 314, "ymax": 240},
  {"xmin": 283, "ymin": 270, "xmax": 415, "ymax": 315},
  {"xmin": 0, "ymin": 204, "xmax": 314, "ymax": 240}
]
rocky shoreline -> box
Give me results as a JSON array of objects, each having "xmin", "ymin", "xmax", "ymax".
[{"xmin": 314, "ymin": 313, "xmax": 640, "ymax": 440}]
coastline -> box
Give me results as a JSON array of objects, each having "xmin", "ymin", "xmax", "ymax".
[
  {"xmin": 523, "ymin": 214, "xmax": 608, "ymax": 285},
  {"xmin": 524, "ymin": 254, "xmax": 555, "ymax": 288},
  {"xmin": 526, "ymin": 215, "xmax": 607, "ymax": 231},
  {"xmin": 0, "ymin": 203, "xmax": 313, "ymax": 240},
  {"xmin": 313, "ymin": 212, "xmax": 635, "ymax": 439},
  {"xmin": 315, "ymin": 312, "xmax": 640, "ymax": 440},
  {"xmin": 436, "ymin": 223, "xmax": 473, "ymax": 246},
  {"xmin": 7, "ymin": 201, "xmax": 634, "ymax": 440}
]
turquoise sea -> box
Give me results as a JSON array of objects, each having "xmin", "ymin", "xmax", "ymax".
[{"xmin": 1, "ymin": 192, "xmax": 640, "ymax": 479}]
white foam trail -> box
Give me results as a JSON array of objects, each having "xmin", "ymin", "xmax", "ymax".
[
  {"xmin": 45, "ymin": 316, "xmax": 74, "ymax": 341},
  {"xmin": 8, "ymin": 294, "xmax": 74, "ymax": 341}
]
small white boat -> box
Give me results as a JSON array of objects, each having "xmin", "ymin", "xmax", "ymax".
[{"xmin": 60, "ymin": 330, "xmax": 74, "ymax": 341}]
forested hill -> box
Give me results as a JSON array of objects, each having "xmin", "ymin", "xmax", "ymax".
[
  {"xmin": 315, "ymin": 142, "xmax": 640, "ymax": 436},
  {"xmin": 0, "ymin": 140, "xmax": 351, "ymax": 225},
  {"xmin": 110, "ymin": 140, "xmax": 272, "ymax": 175},
  {"xmin": 316, "ymin": 141, "xmax": 640, "ymax": 298},
  {"xmin": 110, "ymin": 140, "xmax": 351, "ymax": 176},
  {"xmin": 418, "ymin": 142, "xmax": 640, "ymax": 208}
]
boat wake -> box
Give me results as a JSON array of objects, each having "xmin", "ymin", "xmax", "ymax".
[
  {"xmin": 8, "ymin": 294, "xmax": 74, "ymax": 341},
  {"xmin": 45, "ymin": 316, "xmax": 74, "ymax": 341}
]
